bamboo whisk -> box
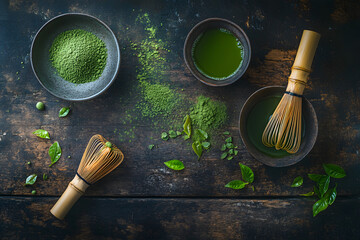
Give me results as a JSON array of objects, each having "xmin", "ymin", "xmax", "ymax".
[
  {"xmin": 262, "ymin": 30, "xmax": 320, "ymax": 154},
  {"xmin": 50, "ymin": 134, "xmax": 124, "ymax": 220}
]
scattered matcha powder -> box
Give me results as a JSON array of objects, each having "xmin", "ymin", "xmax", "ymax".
[
  {"xmin": 138, "ymin": 82, "xmax": 179, "ymax": 118},
  {"xmin": 131, "ymin": 13, "xmax": 181, "ymax": 119},
  {"xmin": 118, "ymin": 13, "xmax": 229, "ymax": 153},
  {"xmin": 116, "ymin": 12, "xmax": 188, "ymax": 144}
]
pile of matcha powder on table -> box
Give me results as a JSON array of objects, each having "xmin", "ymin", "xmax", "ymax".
[
  {"xmin": 189, "ymin": 95, "xmax": 228, "ymax": 142},
  {"xmin": 49, "ymin": 29, "xmax": 107, "ymax": 84},
  {"xmin": 190, "ymin": 96, "xmax": 227, "ymax": 131}
]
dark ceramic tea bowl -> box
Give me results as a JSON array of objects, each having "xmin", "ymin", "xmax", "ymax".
[
  {"xmin": 184, "ymin": 18, "xmax": 251, "ymax": 87},
  {"xmin": 239, "ymin": 86, "xmax": 318, "ymax": 167},
  {"xmin": 30, "ymin": 13, "xmax": 120, "ymax": 101}
]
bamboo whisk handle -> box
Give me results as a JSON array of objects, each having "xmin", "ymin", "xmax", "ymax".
[
  {"xmin": 287, "ymin": 30, "xmax": 320, "ymax": 95},
  {"xmin": 50, "ymin": 175, "xmax": 90, "ymax": 220},
  {"xmin": 293, "ymin": 30, "xmax": 321, "ymax": 73}
]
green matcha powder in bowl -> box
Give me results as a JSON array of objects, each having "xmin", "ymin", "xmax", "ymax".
[
  {"xmin": 31, "ymin": 13, "xmax": 120, "ymax": 101},
  {"xmin": 49, "ymin": 29, "xmax": 108, "ymax": 84}
]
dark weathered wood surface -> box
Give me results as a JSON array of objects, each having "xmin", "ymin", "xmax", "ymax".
[
  {"xmin": 1, "ymin": 197, "xmax": 359, "ymax": 240},
  {"xmin": 1, "ymin": 0, "xmax": 360, "ymax": 239}
]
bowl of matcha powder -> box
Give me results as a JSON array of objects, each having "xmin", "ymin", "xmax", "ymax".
[{"xmin": 31, "ymin": 13, "xmax": 120, "ymax": 101}]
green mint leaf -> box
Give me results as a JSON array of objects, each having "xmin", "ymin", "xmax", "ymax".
[
  {"xmin": 251, "ymin": 185, "xmax": 255, "ymax": 191},
  {"xmin": 313, "ymin": 184, "xmax": 337, "ymax": 217},
  {"xmin": 49, "ymin": 141, "xmax": 61, "ymax": 167},
  {"xmin": 221, "ymin": 144, "xmax": 227, "ymax": 151},
  {"xmin": 308, "ymin": 174, "xmax": 325, "ymax": 182},
  {"xmin": 164, "ymin": 160, "xmax": 185, "ymax": 170},
  {"xmin": 225, "ymin": 137, "xmax": 232, "ymax": 143},
  {"xmin": 226, "ymin": 143, "xmax": 234, "ymax": 149},
  {"xmin": 202, "ymin": 142, "xmax": 211, "ymax": 149},
  {"xmin": 161, "ymin": 132, "xmax": 169, "ymax": 140},
  {"xmin": 223, "ymin": 131, "xmax": 230, "ymax": 135},
  {"xmin": 323, "ymin": 164, "xmax": 346, "ymax": 178},
  {"xmin": 318, "ymin": 175, "xmax": 330, "ymax": 198},
  {"xmin": 148, "ymin": 144, "xmax": 155, "ymax": 150},
  {"xmin": 176, "ymin": 131, "xmax": 182, "ymax": 136},
  {"xmin": 291, "ymin": 176, "xmax": 303, "ymax": 187},
  {"xmin": 234, "ymin": 150, "xmax": 239, "ymax": 155},
  {"xmin": 239, "ymin": 163, "xmax": 254, "ymax": 183},
  {"xmin": 25, "ymin": 174, "xmax": 37, "ymax": 186},
  {"xmin": 228, "ymin": 149, "xmax": 234, "ymax": 155},
  {"xmin": 192, "ymin": 141, "xmax": 203, "ymax": 160},
  {"xmin": 32, "ymin": 129, "xmax": 50, "ymax": 139},
  {"xmin": 227, "ymin": 156, "xmax": 233, "ymax": 160},
  {"xmin": 221, "ymin": 152, "xmax": 228, "ymax": 160},
  {"xmin": 313, "ymin": 186, "xmax": 321, "ymax": 197},
  {"xmin": 324, "ymin": 184, "xmax": 337, "ymax": 205},
  {"xmin": 197, "ymin": 129, "xmax": 208, "ymax": 140},
  {"xmin": 313, "ymin": 198, "xmax": 329, "ymax": 217},
  {"xmin": 300, "ymin": 191, "xmax": 314, "ymax": 197},
  {"xmin": 168, "ymin": 130, "xmax": 177, "ymax": 138},
  {"xmin": 225, "ymin": 180, "xmax": 248, "ymax": 189},
  {"xmin": 183, "ymin": 135, "xmax": 190, "ymax": 140},
  {"xmin": 43, "ymin": 173, "xmax": 48, "ymax": 180},
  {"xmin": 59, "ymin": 107, "xmax": 70, "ymax": 118},
  {"xmin": 183, "ymin": 115, "xmax": 192, "ymax": 137}
]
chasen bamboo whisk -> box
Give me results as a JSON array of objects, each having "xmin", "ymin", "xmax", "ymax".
[
  {"xmin": 262, "ymin": 30, "xmax": 320, "ymax": 154},
  {"xmin": 50, "ymin": 134, "xmax": 124, "ymax": 220}
]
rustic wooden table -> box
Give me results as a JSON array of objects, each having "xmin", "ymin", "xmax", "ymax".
[{"xmin": 1, "ymin": 0, "xmax": 359, "ymax": 239}]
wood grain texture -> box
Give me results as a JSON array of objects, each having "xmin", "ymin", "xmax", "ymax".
[
  {"xmin": 0, "ymin": 124, "xmax": 358, "ymax": 197},
  {"xmin": 0, "ymin": 0, "xmax": 359, "ymax": 197},
  {"xmin": 1, "ymin": 0, "xmax": 360, "ymax": 239},
  {"xmin": 0, "ymin": 197, "xmax": 359, "ymax": 240}
]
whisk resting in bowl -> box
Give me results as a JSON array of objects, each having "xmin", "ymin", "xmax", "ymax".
[{"xmin": 262, "ymin": 30, "xmax": 320, "ymax": 154}]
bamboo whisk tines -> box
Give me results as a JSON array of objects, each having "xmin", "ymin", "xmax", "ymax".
[
  {"xmin": 78, "ymin": 135, "xmax": 123, "ymax": 184},
  {"xmin": 262, "ymin": 90, "xmax": 303, "ymax": 153},
  {"xmin": 262, "ymin": 30, "xmax": 320, "ymax": 154}
]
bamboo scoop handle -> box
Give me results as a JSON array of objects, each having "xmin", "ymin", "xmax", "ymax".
[
  {"xmin": 287, "ymin": 30, "xmax": 320, "ymax": 95},
  {"xmin": 50, "ymin": 175, "xmax": 90, "ymax": 220}
]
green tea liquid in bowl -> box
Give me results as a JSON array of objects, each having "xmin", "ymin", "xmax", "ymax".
[{"xmin": 192, "ymin": 28, "xmax": 243, "ymax": 80}]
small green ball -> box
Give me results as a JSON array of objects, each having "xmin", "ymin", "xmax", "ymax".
[
  {"xmin": 31, "ymin": 190, "xmax": 36, "ymax": 195},
  {"xmin": 36, "ymin": 102, "xmax": 45, "ymax": 110},
  {"xmin": 105, "ymin": 141, "xmax": 112, "ymax": 148}
]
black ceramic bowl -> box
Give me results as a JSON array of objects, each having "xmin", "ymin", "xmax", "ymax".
[
  {"xmin": 184, "ymin": 18, "xmax": 251, "ymax": 86},
  {"xmin": 239, "ymin": 86, "xmax": 318, "ymax": 167},
  {"xmin": 30, "ymin": 13, "xmax": 120, "ymax": 101}
]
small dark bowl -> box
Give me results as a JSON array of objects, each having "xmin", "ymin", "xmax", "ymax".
[
  {"xmin": 184, "ymin": 18, "xmax": 251, "ymax": 86},
  {"xmin": 30, "ymin": 13, "xmax": 120, "ymax": 101},
  {"xmin": 239, "ymin": 86, "xmax": 318, "ymax": 167}
]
